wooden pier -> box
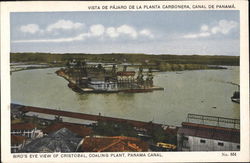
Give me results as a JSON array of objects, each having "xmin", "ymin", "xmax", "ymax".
[{"xmin": 20, "ymin": 105, "xmax": 162, "ymax": 129}]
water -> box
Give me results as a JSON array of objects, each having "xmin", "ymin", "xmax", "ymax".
[{"xmin": 11, "ymin": 67, "xmax": 240, "ymax": 126}]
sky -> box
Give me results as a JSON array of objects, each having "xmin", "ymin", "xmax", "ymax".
[{"xmin": 11, "ymin": 11, "xmax": 240, "ymax": 56}]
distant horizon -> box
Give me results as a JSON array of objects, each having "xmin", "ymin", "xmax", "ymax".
[{"xmin": 11, "ymin": 11, "xmax": 239, "ymax": 56}]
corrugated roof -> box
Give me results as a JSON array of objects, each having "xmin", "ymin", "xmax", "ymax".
[
  {"xmin": 182, "ymin": 122, "xmax": 239, "ymax": 132},
  {"xmin": 178, "ymin": 122, "xmax": 240, "ymax": 143},
  {"xmin": 19, "ymin": 128, "xmax": 82, "ymax": 153}
]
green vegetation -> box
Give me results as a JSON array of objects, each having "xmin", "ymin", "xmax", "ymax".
[
  {"xmin": 156, "ymin": 62, "xmax": 226, "ymax": 71},
  {"xmin": 93, "ymin": 121, "xmax": 137, "ymax": 137},
  {"xmin": 10, "ymin": 52, "xmax": 239, "ymax": 71},
  {"xmin": 164, "ymin": 132, "xmax": 177, "ymax": 145},
  {"xmin": 150, "ymin": 126, "xmax": 167, "ymax": 142},
  {"xmin": 147, "ymin": 126, "xmax": 176, "ymax": 144},
  {"xmin": 93, "ymin": 121, "xmax": 176, "ymax": 144}
]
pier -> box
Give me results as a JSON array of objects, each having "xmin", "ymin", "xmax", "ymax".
[{"xmin": 20, "ymin": 105, "xmax": 163, "ymax": 129}]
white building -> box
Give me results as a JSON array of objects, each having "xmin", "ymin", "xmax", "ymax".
[
  {"xmin": 88, "ymin": 81, "xmax": 118, "ymax": 91},
  {"xmin": 177, "ymin": 122, "xmax": 240, "ymax": 151},
  {"xmin": 11, "ymin": 123, "xmax": 37, "ymax": 139}
]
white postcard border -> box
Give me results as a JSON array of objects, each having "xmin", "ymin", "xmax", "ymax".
[{"xmin": 1, "ymin": 1, "xmax": 249, "ymax": 162}]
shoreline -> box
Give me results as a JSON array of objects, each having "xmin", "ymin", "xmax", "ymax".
[{"xmin": 10, "ymin": 62, "xmax": 234, "ymax": 73}]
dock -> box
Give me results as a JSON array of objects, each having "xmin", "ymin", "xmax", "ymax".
[
  {"xmin": 57, "ymin": 69, "xmax": 163, "ymax": 93},
  {"xmin": 55, "ymin": 61, "xmax": 164, "ymax": 94},
  {"xmin": 20, "ymin": 105, "xmax": 163, "ymax": 129}
]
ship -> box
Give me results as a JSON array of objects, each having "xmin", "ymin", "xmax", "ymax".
[
  {"xmin": 56, "ymin": 59, "xmax": 164, "ymax": 93},
  {"xmin": 231, "ymin": 84, "xmax": 240, "ymax": 104},
  {"xmin": 231, "ymin": 91, "xmax": 240, "ymax": 104}
]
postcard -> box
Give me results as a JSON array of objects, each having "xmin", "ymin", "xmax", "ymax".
[{"xmin": 0, "ymin": 1, "xmax": 249, "ymax": 162}]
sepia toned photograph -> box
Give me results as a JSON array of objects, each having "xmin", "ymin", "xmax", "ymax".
[{"xmin": 1, "ymin": 1, "xmax": 249, "ymax": 163}]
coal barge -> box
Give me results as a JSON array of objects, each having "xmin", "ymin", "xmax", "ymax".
[{"xmin": 56, "ymin": 60, "xmax": 164, "ymax": 93}]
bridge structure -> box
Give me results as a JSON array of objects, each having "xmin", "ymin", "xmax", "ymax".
[
  {"xmin": 186, "ymin": 113, "xmax": 240, "ymax": 129},
  {"xmin": 19, "ymin": 105, "xmax": 162, "ymax": 130}
]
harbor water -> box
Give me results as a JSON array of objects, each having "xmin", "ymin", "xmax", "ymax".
[{"xmin": 11, "ymin": 66, "xmax": 240, "ymax": 126}]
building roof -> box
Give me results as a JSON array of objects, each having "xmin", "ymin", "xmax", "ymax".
[
  {"xmin": 81, "ymin": 136, "xmax": 148, "ymax": 152},
  {"xmin": 178, "ymin": 122, "xmax": 240, "ymax": 143},
  {"xmin": 117, "ymin": 71, "xmax": 136, "ymax": 76},
  {"xmin": 19, "ymin": 128, "xmax": 82, "ymax": 153},
  {"xmin": 42, "ymin": 122, "xmax": 92, "ymax": 138},
  {"xmin": 11, "ymin": 103, "xmax": 25, "ymax": 110},
  {"xmin": 11, "ymin": 123, "xmax": 36, "ymax": 130},
  {"xmin": 163, "ymin": 125, "xmax": 179, "ymax": 135},
  {"xmin": 11, "ymin": 135, "xmax": 27, "ymax": 145}
]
